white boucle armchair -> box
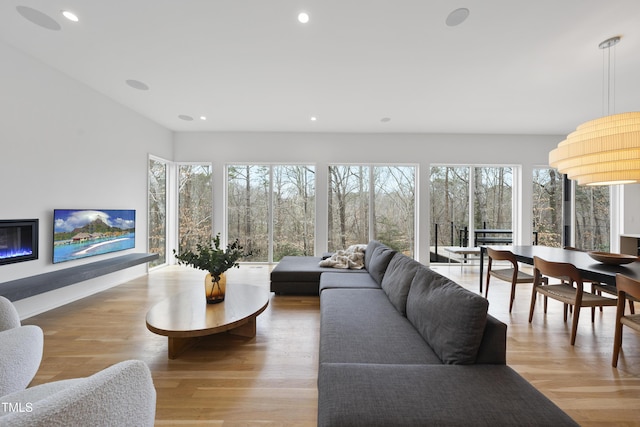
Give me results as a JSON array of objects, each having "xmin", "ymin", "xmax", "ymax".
[
  {"xmin": 1, "ymin": 296, "xmax": 156, "ymax": 426},
  {"xmin": 0, "ymin": 295, "xmax": 44, "ymax": 397},
  {"xmin": 0, "ymin": 359, "xmax": 157, "ymax": 426}
]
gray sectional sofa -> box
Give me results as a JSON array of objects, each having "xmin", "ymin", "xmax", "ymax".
[{"xmin": 273, "ymin": 241, "xmax": 578, "ymax": 426}]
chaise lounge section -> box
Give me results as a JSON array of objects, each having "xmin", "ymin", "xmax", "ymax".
[{"xmin": 270, "ymin": 255, "xmax": 368, "ymax": 295}]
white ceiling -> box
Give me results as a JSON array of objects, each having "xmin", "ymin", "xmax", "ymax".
[{"xmin": 2, "ymin": 0, "xmax": 640, "ymax": 135}]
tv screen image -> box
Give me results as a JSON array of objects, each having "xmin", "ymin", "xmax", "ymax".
[{"xmin": 53, "ymin": 209, "xmax": 135, "ymax": 264}]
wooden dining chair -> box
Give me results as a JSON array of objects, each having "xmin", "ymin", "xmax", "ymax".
[
  {"xmin": 485, "ymin": 248, "xmax": 547, "ymax": 313},
  {"xmin": 529, "ymin": 256, "xmax": 618, "ymax": 345},
  {"xmin": 563, "ymin": 246, "xmax": 635, "ymax": 318},
  {"xmin": 612, "ymin": 274, "xmax": 640, "ymax": 367}
]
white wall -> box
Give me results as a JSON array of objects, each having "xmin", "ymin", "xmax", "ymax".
[
  {"xmin": 0, "ymin": 41, "xmax": 173, "ymax": 318},
  {"xmin": 173, "ymin": 132, "xmax": 562, "ymax": 264},
  {"xmin": 623, "ymin": 185, "xmax": 640, "ymax": 234}
]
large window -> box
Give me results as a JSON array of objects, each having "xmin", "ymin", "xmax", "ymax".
[
  {"xmin": 148, "ymin": 156, "xmax": 168, "ymax": 267},
  {"xmin": 227, "ymin": 164, "xmax": 315, "ymax": 262},
  {"xmin": 177, "ymin": 163, "xmax": 212, "ymax": 253},
  {"xmin": 328, "ymin": 165, "xmax": 416, "ymax": 256},
  {"xmin": 430, "ymin": 165, "xmax": 513, "ymax": 262},
  {"xmin": 228, "ymin": 165, "xmax": 270, "ymax": 261},
  {"xmin": 272, "ymin": 165, "xmax": 315, "ymax": 260},
  {"xmin": 531, "ymin": 168, "xmax": 611, "ymax": 251},
  {"xmin": 328, "ymin": 165, "xmax": 370, "ymax": 250},
  {"xmin": 374, "ymin": 166, "xmax": 416, "ymax": 256},
  {"xmin": 532, "ymin": 168, "xmax": 563, "ymax": 247},
  {"xmin": 430, "ymin": 167, "xmax": 470, "ymax": 260},
  {"xmin": 474, "ymin": 166, "xmax": 512, "ymax": 231},
  {"xmin": 575, "ymin": 185, "xmax": 610, "ymax": 251}
]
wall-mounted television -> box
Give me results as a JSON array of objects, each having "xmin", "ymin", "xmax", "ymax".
[
  {"xmin": 0, "ymin": 219, "xmax": 39, "ymax": 266},
  {"xmin": 53, "ymin": 209, "xmax": 135, "ymax": 264}
]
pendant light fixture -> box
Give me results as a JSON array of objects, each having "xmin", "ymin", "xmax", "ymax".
[{"xmin": 549, "ymin": 36, "xmax": 640, "ymax": 186}]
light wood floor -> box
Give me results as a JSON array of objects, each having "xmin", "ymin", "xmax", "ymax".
[{"xmin": 22, "ymin": 263, "xmax": 640, "ymax": 426}]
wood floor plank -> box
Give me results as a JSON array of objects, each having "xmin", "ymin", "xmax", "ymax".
[{"xmin": 21, "ymin": 263, "xmax": 640, "ymax": 426}]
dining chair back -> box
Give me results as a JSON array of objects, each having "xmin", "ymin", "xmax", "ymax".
[
  {"xmin": 485, "ymin": 247, "xmax": 546, "ymax": 313},
  {"xmin": 563, "ymin": 246, "xmax": 635, "ymax": 317},
  {"xmin": 612, "ymin": 273, "xmax": 640, "ymax": 367},
  {"xmin": 529, "ymin": 256, "xmax": 617, "ymax": 345}
]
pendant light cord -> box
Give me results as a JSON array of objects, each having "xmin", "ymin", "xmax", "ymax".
[{"xmin": 601, "ymin": 36, "xmax": 619, "ymax": 117}]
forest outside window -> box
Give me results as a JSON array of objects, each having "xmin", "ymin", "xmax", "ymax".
[
  {"xmin": 328, "ymin": 165, "xmax": 416, "ymax": 257},
  {"xmin": 227, "ymin": 164, "xmax": 315, "ymax": 262},
  {"xmin": 532, "ymin": 167, "xmax": 610, "ymax": 251},
  {"xmin": 430, "ymin": 165, "xmax": 513, "ymax": 263},
  {"xmin": 533, "ymin": 168, "xmax": 563, "ymax": 247},
  {"xmin": 177, "ymin": 163, "xmax": 213, "ymax": 253},
  {"xmin": 148, "ymin": 156, "xmax": 168, "ymax": 267}
]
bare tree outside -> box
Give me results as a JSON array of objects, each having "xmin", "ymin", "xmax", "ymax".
[
  {"xmin": 474, "ymin": 167, "xmax": 512, "ymax": 230},
  {"xmin": 177, "ymin": 164, "xmax": 212, "ymax": 253},
  {"xmin": 430, "ymin": 166, "xmax": 512, "ymax": 262},
  {"xmin": 532, "ymin": 168, "xmax": 562, "ymax": 247},
  {"xmin": 272, "ymin": 165, "xmax": 315, "ymax": 260},
  {"xmin": 161, "ymin": 160, "xmax": 612, "ymax": 266},
  {"xmin": 148, "ymin": 157, "xmax": 167, "ymax": 267},
  {"xmin": 328, "ymin": 165, "xmax": 416, "ymax": 256},
  {"xmin": 374, "ymin": 166, "xmax": 416, "ymax": 256},
  {"xmin": 227, "ymin": 164, "xmax": 315, "ymax": 262},
  {"xmin": 328, "ymin": 165, "xmax": 370, "ymax": 250},
  {"xmin": 575, "ymin": 185, "xmax": 610, "ymax": 251},
  {"xmin": 227, "ymin": 165, "xmax": 269, "ymax": 261},
  {"xmin": 430, "ymin": 166, "xmax": 470, "ymax": 261}
]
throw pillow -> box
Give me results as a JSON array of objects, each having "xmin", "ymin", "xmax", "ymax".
[
  {"xmin": 364, "ymin": 240, "xmax": 384, "ymax": 270},
  {"xmin": 380, "ymin": 254, "xmax": 421, "ymax": 315},
  {"xmin": 407, "ymin": 270, "xmax": 488, "ymax": 364},
  {"xmin": 367, "ymin": 245, "xmax": 396, "ymax": 285}
]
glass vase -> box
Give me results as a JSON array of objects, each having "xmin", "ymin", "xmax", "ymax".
[{"xmin": 204, "ymin": 272, "xmax": 226, "ymax": 304}]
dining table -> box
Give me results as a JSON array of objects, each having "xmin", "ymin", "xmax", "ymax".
[{"xmin": 478, "ymin": 245, "xmax": 640, "ymax": 293}]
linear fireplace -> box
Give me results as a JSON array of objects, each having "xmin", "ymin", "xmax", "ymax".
[{"xmin": 0, "ymin": 219, "xmax": 39, "ymax": 266}]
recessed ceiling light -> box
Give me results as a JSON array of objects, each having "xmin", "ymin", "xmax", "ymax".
[
  {"xmin": 178, "ymin": 115, "xmax": 194, "ymax": 121},
  {"xmin": 298, "ymin": 12, "xmax": 309, "ymax": 24},
  {"xmin": 200, "ymin": 116, "xmax": 207, "ymax": 121},
  {"xmin": 125, "ymin": 79, "xmax": 149, "ymax": 91},
  {"xmin": 446, "ymin": 8, "xmax": 470, "ymax": 27},
  {"xmin": 381, "ymin": 117, "xmax": 391, "ymax": 123},
  {"xmin": 310, "ymin": 116, "xmax": 317, "ymax": 121},
  {"xmin": 16, "ymin": 6, "xmax": 61, "ymax": 31},
  {"xmin": 61, "ymin": 10, "xmax": 79, "ymax": 22}
]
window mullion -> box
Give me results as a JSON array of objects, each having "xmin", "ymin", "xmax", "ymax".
[{"xmin": 268, "ymin": 165, "xmax": 274, "ymax": 263}]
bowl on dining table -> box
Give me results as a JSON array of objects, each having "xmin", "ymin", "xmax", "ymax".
[{"xmin": 587, "ymin": 251, "xmax": 639, "ymax": 265}]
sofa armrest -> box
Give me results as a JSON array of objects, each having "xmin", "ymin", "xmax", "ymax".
[{"xmin": 474, "ymin": 314, "xmax": 507, "ymax": 364}]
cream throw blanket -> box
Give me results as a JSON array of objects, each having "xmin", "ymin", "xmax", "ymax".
[{"xmin": 319, "ymin": 244, "xmax": 367, "ymax": 269}]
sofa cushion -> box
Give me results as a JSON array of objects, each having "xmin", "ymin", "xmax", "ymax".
[
  {"xmin": 319, "ymin": 271, "xmax": 379, "ymax": 292},
  {"xmin": 407, "ymin": 267, "xmax": 489, "ymax": 364},
  {"xmin": 317, "ymin": 363, "xmax": 579, "ymax": 427},
  {"xmin": 366, "ymin": 245, "xmax": 396, "ymax": 285},
  {"xmin": 380, "ymin": 253, "xmax": 421, "ymax": 315},
  {"xmin": 320, "ymin": 288, "xmax": 441, "ymax": 365},
  {"xmin": 364, "ymin": 240, "xmax": 384, "ymax": 269}
]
